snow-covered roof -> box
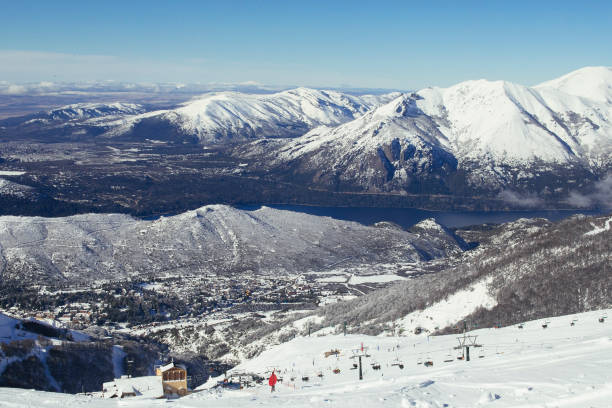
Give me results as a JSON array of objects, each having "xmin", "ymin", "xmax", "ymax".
[
  {"xmin": 158, "ymin": 362, "xmax": 187, "ymax": 372},
  {"xmin": 159, "ymin": 362, "xmax": 175, "ymax": 372},
  {"xmin": 102, "ymin": 376, "xmax": 163, "ymax": 398}
]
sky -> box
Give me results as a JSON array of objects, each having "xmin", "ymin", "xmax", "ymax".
[{"xmin": 0, "ymin": 0, "xmax": 610, "ymax": 90}]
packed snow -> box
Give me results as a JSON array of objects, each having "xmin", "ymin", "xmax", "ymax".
[{"xmin": 1, "ymin": 308, "xmax": 610, "ymax": 407}]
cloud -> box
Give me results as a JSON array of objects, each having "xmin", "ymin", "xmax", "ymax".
[
  {"xmin": 0, "ymin": 50, "xmax": 289, "ymax": 95},
  {"xmin": 498, "ymin": 190, "xmax": 545, "ymax": 208},
  {"xmin": 3, "ymin": 84, "xmax": 27, "ymax": 95},
  {"xmin": 564, "ymin": 174, "xmax": 612, "ymax": 209}
]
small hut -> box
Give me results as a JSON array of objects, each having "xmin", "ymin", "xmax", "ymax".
[
  {"xmin": 155, "ymin": 362, "xmax": 189, "ymax": 396},
  {"xmin": 102, "ymin": 375, "xmax": 163, "ymax": 399}
]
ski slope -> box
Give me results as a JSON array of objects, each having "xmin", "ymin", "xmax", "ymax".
[{"xmin": 1, "ymin": 308, "xmax": 611, "ymax": 407}]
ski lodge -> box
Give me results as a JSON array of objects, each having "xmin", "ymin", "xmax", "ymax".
[{"xmin": 156, "ymin": 362, "xmax": 189, "ymax": 396}]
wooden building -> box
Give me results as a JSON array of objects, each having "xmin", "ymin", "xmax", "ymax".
[{"xmin": 155, "ymin": 362, "xmax": 189, "ymax": 396}]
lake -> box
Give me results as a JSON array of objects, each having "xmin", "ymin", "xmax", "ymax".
[{"xmin": 238, "ymin": 204, "xmax": 604, "ymax": 229}]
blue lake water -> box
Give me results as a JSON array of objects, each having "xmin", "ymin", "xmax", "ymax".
[{"xmin": 238, "ymin": 205, "xmax": 604, "ymax": 229}]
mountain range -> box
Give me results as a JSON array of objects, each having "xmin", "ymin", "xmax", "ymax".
[
  {"xmin": 241, "ymin": 67, "xmax": 612, "ymax": 203},
  {"xmin": 1, "ymin": 66, "xmax": 611, "ymax": 209}
]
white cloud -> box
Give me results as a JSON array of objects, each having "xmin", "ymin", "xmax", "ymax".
[
  {"xmin": 0, "ymin": 50, "xmax": 290, "ymax": 95},
  {"xmin": 565, "ymin": 174, "xmax": 612, "ymax": 209},
  {"xmin": 498, "ymin": 190, "xmax": 545, "ymax": 208}
]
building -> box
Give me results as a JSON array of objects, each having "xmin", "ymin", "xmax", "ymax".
[
  {"xmin": 155, "ymin": 362, "xmax": 189, "ymax": 396},
  {"xmin": 102, "ymin": 375, "xmax": 163, "ymax": 399}
]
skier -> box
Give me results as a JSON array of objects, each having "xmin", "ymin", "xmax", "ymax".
[{"xmin": 268, "ymin": 370, "xmax": 278, "ymax": 392}]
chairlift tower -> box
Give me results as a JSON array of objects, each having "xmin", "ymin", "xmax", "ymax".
[
  {"xmin": 351, "ymin": 344, "xmax": 369, "ymax": 380},
  {"xmin": 126, "ymin": 359, "xmax": 134, "ymax": 378},
  {"xmin": 454, "ymin": 322, "xmax": 481, "ymax": 362}
]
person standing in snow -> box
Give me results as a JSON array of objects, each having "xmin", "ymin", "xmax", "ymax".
[{"xmin": 269, "ymin": 370, "xmax": 278, "ymax": 392}]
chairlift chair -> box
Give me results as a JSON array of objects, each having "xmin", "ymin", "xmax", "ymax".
[
  {"xmin": 444, "ymin": 350, "xmax": 454, "ymax": 363},
  {"xmin": 424, "ymin": 354, "xmax": 433, "ymax": 367},
  {"xmin": 391, "ymin": 358, "xmax": 404, "ymax": 369},
  {"xmin": 478, "ymin": 347, "xmax": 485, "ymax": 359},
  {"xmin": 417, "ymin": 354, "xmax": 423, "ymax": 365}
]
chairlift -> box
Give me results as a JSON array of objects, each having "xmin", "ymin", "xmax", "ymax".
[
  {"xmin": 444, "ymin": 350, "xmax": 454, "ymax": 363},
  {"xmin": 417, "ymin": 355, "xmax": 423, "ymax": 365},
  {"xmin": 371, "ymin": 362, "xmax": 381, "ymax": 370},
  {"xmin": 317, "ymin": 371, "xmax": 324, "ymax": 378},
  {"xmin": 333, "ymin": 368, "xmax": 341, "ymax": 374},
  {"xmin": 599, "ymin": 314, "xmax": 607, "ymax": 323},
  {"xmin": 391, "ymin": 359, "xmax": 404, "ymax": 369},
  {"xmin": 301, "ymin": 376, "xmax": 309, "ymax": 382},
  {"xmin": 542, "ymin": 320, "xmax": 549, "ymax": 329},
  {"xmin": 424, "ymin": 354, "xmax": 433, "ymax": 367},
  {"xmin": 478, "ymin": 347, "xmax": 485, "ymax": 359},
  {"xmin": 351, "ymin": 363, "xmax": 358, "ymax": 369},
  {"xmin": 570, "ymin": 319, "xmax": 578, "ymax": 326},
  {"xmin": 518, "ymin": 323, "xmax": 524, "ymax": 329}
]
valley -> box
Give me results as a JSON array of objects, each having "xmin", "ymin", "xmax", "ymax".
[{"xmin": 0, "ymin": 65, "xmax": 610, "ymax": 405}]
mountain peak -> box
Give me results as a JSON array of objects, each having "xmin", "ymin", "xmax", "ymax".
[{"xmin": 535, "ymin": 66, "xmax": 612, "ymax": 103}]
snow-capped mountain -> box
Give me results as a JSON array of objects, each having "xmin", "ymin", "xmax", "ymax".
[
  {"xmin": 41, "ymin": 103, "xmax": 146, "ymax": 122},
  {"xmin": 244, "ymin": 67, "xmax": 612, "ymax": 198},
  {"xmin": 535, "ymin": 65, "xmax": 612, "ymax": 103},
  {"xmin": 104, "ymin": 88, "xmax": 398, "ymax": 142},
  {"xmin": 0, "ymin": 205, "xmax": 464, "ymax": 285},
  {"xmin": 1, "ymin": 102, "xmax": 146, "ymax": 126}
]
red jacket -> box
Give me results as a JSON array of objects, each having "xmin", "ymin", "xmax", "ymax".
[{"xmin": 268, "ymin": 372, "xmax": 277, "ymax": 386}]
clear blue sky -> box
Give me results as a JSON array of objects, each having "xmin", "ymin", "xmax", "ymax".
[{"xmin": 0, "ymin": 0, "xmax": 610, "ymax": 89}]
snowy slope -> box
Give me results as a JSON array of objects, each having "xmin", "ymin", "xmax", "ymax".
[
  {"xmin": 105, "ymin": 88, "xmax": 398, "ymax": 142},
  {"xmin": 1, "ymin": 308, "xmax": 611, "ymax": 407},
  {"xmin": 416, "ymin": 78, "xmax": 611, "ymax": 163},
  {"xmin": 0, "ymin": 205, "xmax": 464, "ymax": 285},
  {"xmin": 535, "ymin": 66, "xmax": 612, "ymax": 103},
  {"xmin": 10, "ymin": 103, "xmax": 147, "ymax": 125},
  {"xmin": 0, "ymin": 179, "xmax": 36, "ymax": 198}
]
